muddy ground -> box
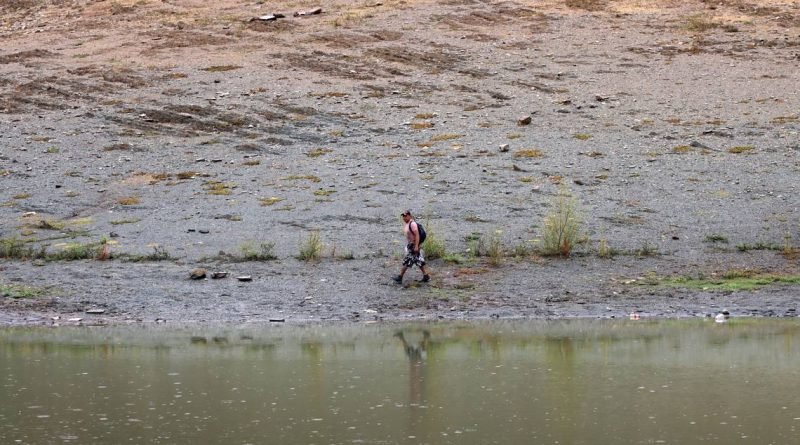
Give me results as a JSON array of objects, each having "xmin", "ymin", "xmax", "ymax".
[{"xmin": 1, "ymin": 0, "xmax": 799, "ymax": 326}]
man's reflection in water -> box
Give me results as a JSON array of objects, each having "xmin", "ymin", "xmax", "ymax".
[{"xmin": 395, "ymin": 330, "xmax": 431, "ymax": 407}]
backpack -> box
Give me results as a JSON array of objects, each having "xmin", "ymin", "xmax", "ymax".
[{"xmin": 412, "ymin": 221, "xmax": 427, "ymax": 244}]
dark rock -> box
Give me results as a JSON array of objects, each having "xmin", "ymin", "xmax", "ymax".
[
  {"xmin": 211, "ymin": 271, "xmax": 228, "ymax": 279},
  {"xmin": 517, "ymin": 116, "xmax": 532, "ymax": 126},
  {"xmin": 237, "ymin": 275, "xmax": 253, "ymax": 282}
]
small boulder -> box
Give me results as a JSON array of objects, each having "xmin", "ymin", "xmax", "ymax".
[
  {"xmin": 190, "ymin": 268, "xmax": 207, "ymax": 280},
  {"xmin": 517, "ymin": 116, "xmax": 532, "ymax": 126}
]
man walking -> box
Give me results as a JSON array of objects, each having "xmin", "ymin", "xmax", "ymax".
[{"xmin": 394, "ymin": 209, "xmax": 430, "ymax": 284}]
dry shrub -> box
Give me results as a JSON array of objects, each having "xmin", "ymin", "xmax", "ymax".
[{"xmin": 565, "ymin": 0, "xmax": 607, "ymax": 12}]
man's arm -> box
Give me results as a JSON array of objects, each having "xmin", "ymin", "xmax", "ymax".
[{"xmin": 410, "ymin": 221, "xmax": 420, "ymax": 253}]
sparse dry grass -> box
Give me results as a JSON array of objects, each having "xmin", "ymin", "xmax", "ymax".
[
  {"xmin": 330, "ymin": 9, "xmax": 373, "ymax": 27},
  {"xmin": 428, "ymin": 133, "xmax": 462, "ymax": 142},
  {"xmin": 204, "ymin": 181, "xmax": 235, "ymax": 195},
  {"xmin": 118, "ymin": 196, "xmax": 141, "ymax": 205},
  {"xmin": 310, "ymin": 91, "xmax": 349, "ymax": 98},
  {"xmin": 728, "ymin": 145, "xmax": 755, "ymax": 154},
  {"xmin": 284, "ymin": 174, "xmax": 321, "ymax": 183},
  {"xmin": 259, "ymin": 197, "xmax": 284, "ymax": 206},
  {"xmin": 514, "ymin": 149, "xmax": 544, "ymax": 158},
  {"xmin": 453, "ymin": 267, "xmax": 490, "ymax": 277},
  {"xmin": 201, "ymin": 65, "xmax": 241, "ymax": 72},
  {"xmin": 565, "ymin": 0, "xmax": 607, "ymax": 11},
  {"xmin": 771, "ymin": 115, "xmax": 799, "ymax": 124},
  {"xmin": 685, "ymin": 14, "xmax": 719, "ymax": 32},
  {"xmin": 307, "ymin": 148, "xmax": 332, "ymax": 157}
]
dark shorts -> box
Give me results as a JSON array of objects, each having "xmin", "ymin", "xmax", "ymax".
[{"xmin": 402, "ymin": 243, "xmax": 426, "ymax": 268}]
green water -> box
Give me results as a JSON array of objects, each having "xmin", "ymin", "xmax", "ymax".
[{"xmin": 1, "ymin": 319, "xmax": 799, "ymax": 444}]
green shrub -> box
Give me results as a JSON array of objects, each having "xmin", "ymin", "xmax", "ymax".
[
  {"xmin": 442, "ymin": 253, "xmax": 467, "ymax": 264},
  {"xmin": 48, "ymin": 242, "xmax": 97, "ymax": 261},
  {"xmin": 119, "ymin": 245, "xmax": 173, "ymax": 262},
  {"xmin": 597, "ymin": 238, "xmax": 614, "ymax": 258},
  {"xmin": 483, "ymin": 231, "xmax": 504, "ymax": 266},
  {"xmin": 422, "ymin": 227, "xmax": 446, "ymax": 260},
  {"xmin": 0, "ymin": 283, "xmax": 47, "ymax": 299},
  {"xmin": 540, "ymin": 187, "xmax": 582, "ymax": 257},
  {"xmin": 298, "ymin": 232, "xmax": 323, "ymax": 261},
  {"xmin": 1, "ymin": 237, "xmax": 29, "ymax": 259},
  {"xmin": 512, "ymin": 243, "xmax": 531, "ymax": 259},
  {"xmin": 635, "ymin": 241, "xmax": 659, "ymax": 257},
  {"xmin": 240, "ymin": 242, "xmax": 277, "ymax": 261}
]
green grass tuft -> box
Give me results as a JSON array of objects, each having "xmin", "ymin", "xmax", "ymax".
[
  {"xmin": 298, "ymin": 232, "xmax": 323, "ymax": 261},
  {"xmin": 665, "ymin": 273, "xmax": 800, "ymax": 291}
]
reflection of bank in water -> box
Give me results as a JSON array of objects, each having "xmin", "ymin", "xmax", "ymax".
[{"xmin": 395, "ymin": 330, "xmax": 431, "ymax": 362}]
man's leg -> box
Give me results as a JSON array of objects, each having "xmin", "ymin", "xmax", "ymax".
[
  {"xmin": 394, "ymin": 266, "xmax": 408, "ymax": 283},
  {"xmin": 420, "ymin": 265, "xmax": 430, "ymax": 282}
]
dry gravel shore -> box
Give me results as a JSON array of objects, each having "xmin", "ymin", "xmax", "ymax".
[{"xmin": 1, "ymin": 0, "xmax": 799, "ymax": 326}]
